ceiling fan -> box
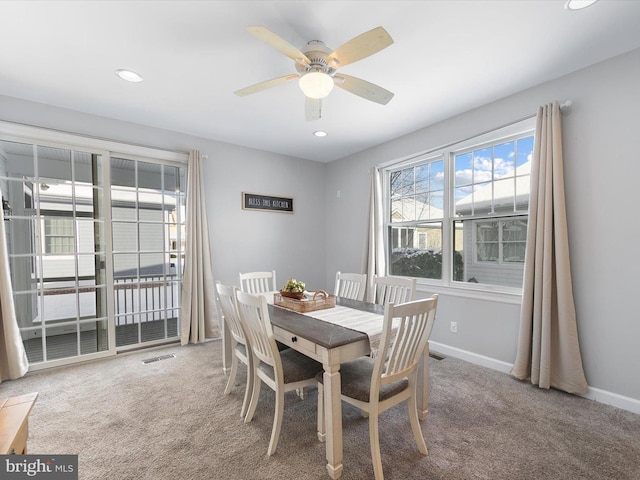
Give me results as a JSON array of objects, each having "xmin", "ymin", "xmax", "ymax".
[{"xmin": 234, "ymin": 25, "xmax": 394, "ymax": 121}]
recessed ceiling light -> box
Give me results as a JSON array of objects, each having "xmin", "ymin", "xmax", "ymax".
[
  {"xmin": 564, "ymin": 0, "xmax": 599, "ymax": 10},
  {"xmin": 313, "ymin": 131, "xmax": 328, "ymax": 137},
  {"xmin": 115, "ymin": 69, "xmax": 144, "ymax": 83}
]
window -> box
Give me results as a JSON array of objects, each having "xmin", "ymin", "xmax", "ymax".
[
  {"xmin": 385, "ymin": 120, "xmax": 534, "ymax": 290},
  {"xmin": 44, "ymin": 217, "xmax": 75, "ymax": 254},
  {"xmin": 389, "ymin": 159, "xmax": 444, "ymax": 280},
  {"xmin": 474, "ymin": 218, "xmax": 527, "ymax": 263}
]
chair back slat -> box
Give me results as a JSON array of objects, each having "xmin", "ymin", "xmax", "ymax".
[
  {"xmin": 373, "ymin": 275, "xmax": 416, "ymax": 305},
  {"xmin": 215, "ymin": 282, "xmax": 246, "ymax": 344},
  {"xmin": 335, "ymin": 271, "xmax": 367, "ymax": 301},
  {"xmin": 388, "ymin": 313, "xmax": 427, "ymax": 374},
  {"xmin": 236, "ymin": 290, "xmax": 278, "ymax": 369},
  {"xmin": 239, "ymin": 270, "xmax": 277, "ymax": 294},
  {"xmin": 376, "ymin": 295, "xmax": 438, "ymax": 386}
]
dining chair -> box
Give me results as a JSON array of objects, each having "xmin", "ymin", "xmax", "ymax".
[
  {"xmin": 372, "ymin": 274, "xmax": 416, "ymax": 305},
  {"xmin": 334, "ymin": 271, "xmax": 367, "ymax": 301},
  {"xmin": 236, "ymin": 290, "xmax": 322, "ymax": 456},
  {"xmin": 216, "ymin": 282, "xmax": 253, "ymax": 418},
  {"xmin": 239, "ymin": 270, "xmax": 277, "ymax": 294},
  {"xmin": 316, "ymin": 294, "xmax": 439, "ymax": 480}
]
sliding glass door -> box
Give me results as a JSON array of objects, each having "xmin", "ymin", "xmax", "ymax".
[
  {"xmin": 111, "ymin": 157, "xmax": 185, "ymax": 349},
  {"xmin": 1, "ymin": 137, "xmax": 186, "ymax": 366},
  {"xmin": 1, "ymin": 140, "xmax": 110, "ymax": 364}
]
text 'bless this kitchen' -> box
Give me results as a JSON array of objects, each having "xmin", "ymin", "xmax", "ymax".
[{"xmin": 242, "ymin": 193, "xmax": 293, "ymax": 213}]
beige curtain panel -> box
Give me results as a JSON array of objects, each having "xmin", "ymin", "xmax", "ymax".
[
  {"xmin": 362, "ymin": 167, "xmax": 386, "ymax": 303},
  {"xmin": 511, "ymin": 102, "xmax": 588, "ymax": 394},
  {"xmin": 0, "ymin": 191, "xmax": 29, "ymax": 382},
  {"xmin": 180, "ymin": 150, "xmax": 219, "ymax": 345}
]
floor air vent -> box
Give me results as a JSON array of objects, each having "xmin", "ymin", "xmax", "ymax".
[
  {"xmin": 142, "ymin": 353, "xmax": 176, "ymax": 364},
  {"xmin": 429, "ymin": 352, "xmax": 445, "ymax": 361}
]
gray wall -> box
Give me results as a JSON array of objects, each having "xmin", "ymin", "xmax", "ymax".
[
  {"xmin": 1, "ymin": 46, "xmax": 638, "ymax": 407},
  {"xmin": 201, "ymin": 141, "xmax": 327, "ymax": 289},
  {"xmin": 325, "ymin": 47, "xmax": 640, "ymax": 404},
  {"xmin": 0, "ymin": 95, "xmax": 328, "ymax": 296}
]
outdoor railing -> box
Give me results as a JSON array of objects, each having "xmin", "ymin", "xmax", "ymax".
[
  {"xmin": 37, "ymin": 273, "xmax": 180, "ymax": 326},
  {"xmin": 113, "ymin": 274, "xmax": 180, "ymax": 325}
]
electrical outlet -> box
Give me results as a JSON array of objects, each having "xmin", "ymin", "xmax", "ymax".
[{"xmin": 450, "ymin": 321, "xmax": 457, "ymax": 333}]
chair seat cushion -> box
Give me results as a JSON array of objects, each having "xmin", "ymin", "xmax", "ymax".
[
  {"xmin": 316, "ymin": 357, "xmax": 408, "ymax": 403},
  {"xmin": 259, "ymin": 348, "xmax": 322, "ymax": 384}
]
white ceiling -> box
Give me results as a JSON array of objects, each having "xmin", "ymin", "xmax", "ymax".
[{"xmin": 1, "ymin": 1, "xmax": 639, "ymax": 163}]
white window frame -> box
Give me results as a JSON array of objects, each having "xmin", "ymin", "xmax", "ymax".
[{"xmin": 381, "ymin": 118, "xmax": 535, "ymax": 303}]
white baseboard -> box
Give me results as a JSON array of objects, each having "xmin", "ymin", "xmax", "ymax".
[
  {"xmin": 429, "ymin": 341, "xmax": 514, "ymax": 374},
  {"xmin": 429, "ymin": 341, "xmax": 640, "ymax": 415},
  {"xmin": 581, "ymin": 387, "xmax": 640, "ymax": 415}
]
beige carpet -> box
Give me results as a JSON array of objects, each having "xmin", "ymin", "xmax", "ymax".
[{"xmin": 1, "ymin": 340, "xmax": 639, "ymax": 480}]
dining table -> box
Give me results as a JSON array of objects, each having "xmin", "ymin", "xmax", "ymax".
[{"xmin": 221, "ymin": 295, "xmax": 432, "ymax": 480}]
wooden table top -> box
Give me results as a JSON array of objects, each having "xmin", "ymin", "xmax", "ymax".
[
  {"xmin": 0, "ymin": 392, "xmax": 38, "ymax": 454},
  {"xmin": 269, "ymin": 297, "xmax": 383, "ymax": 349}
]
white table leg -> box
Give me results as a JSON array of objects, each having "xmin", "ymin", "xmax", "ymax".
[{"xmin": 324, "ymin": 364, "xmax": 344, "ymax": 479}]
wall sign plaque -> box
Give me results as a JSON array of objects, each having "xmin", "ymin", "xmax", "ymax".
[{"xmin": 242, "ymin": 192, "xmax": 294, "ymax": 213}]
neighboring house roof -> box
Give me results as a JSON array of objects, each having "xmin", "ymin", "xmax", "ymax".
[
  {"xmin": 391, "ymin": 162, "xmax": 531, "ymax": 221},
  {"xmin": 455, "ymin": 161, "xmax": 530, "ymax": 214},
  {"xmin": 391, "ymin": 196, "xmax": 444, "ymax": 222}
]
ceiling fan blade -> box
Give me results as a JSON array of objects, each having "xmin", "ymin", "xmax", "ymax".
[
  {"xmin": 234, "ymin": 74, "xmax": 299, "ymax": 96},
  {"xmin": 325, "ymin": 26, "xmax": 393, "ymax": 69},
  {"xmin": 334, "ymin": 74, "xmax": 394, "ymax": 105},
  {"xmin": 305, "ymin": 97, "xmax": 322, "ymax": 121},
  {"xmin": 247, "ymin": 25, "xmax": 310, "ymax": 66}
]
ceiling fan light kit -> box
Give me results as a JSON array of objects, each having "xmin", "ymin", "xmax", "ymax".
[
  {"xmin": 235, "ymin": 25, "xmax": 394, "ymax": 121},
  {"xmin": 299, "ymin": 71, "xmax": 334, "ymax": 99}
]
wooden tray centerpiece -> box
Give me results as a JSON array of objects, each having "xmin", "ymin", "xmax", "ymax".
[{"xmin": 275, "ymin": 278, "xmax": 336, "ymax": 313}]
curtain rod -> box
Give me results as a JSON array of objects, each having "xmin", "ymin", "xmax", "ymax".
[{"xmin": 380, "ymin": 100, "xmax": 572, "ymax": 170}]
